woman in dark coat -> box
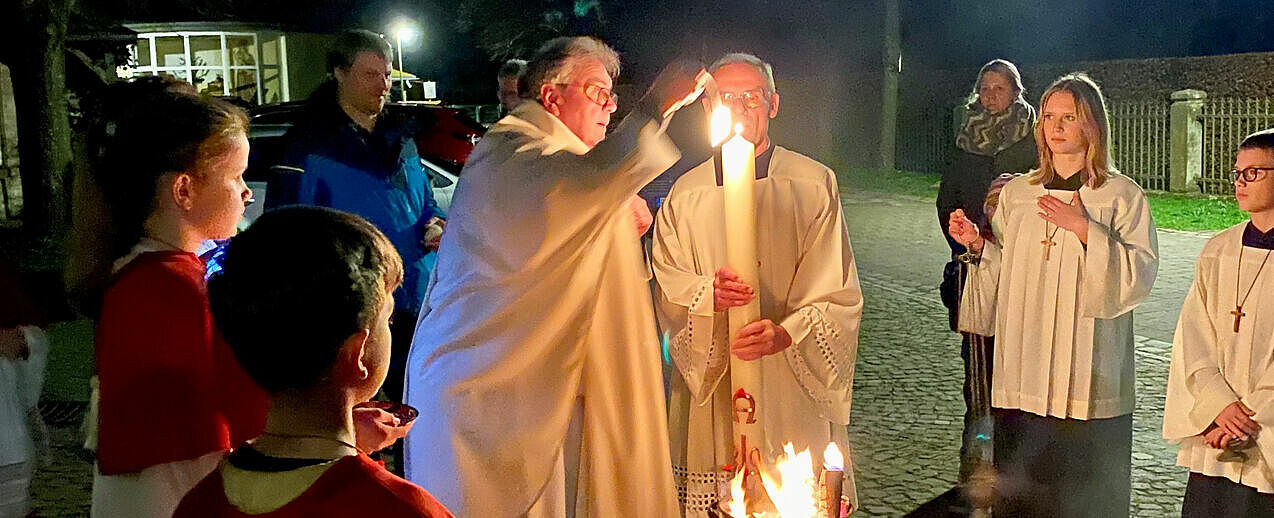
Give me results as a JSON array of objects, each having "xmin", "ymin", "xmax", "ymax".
[{"xmin": 937, "ymin": 59, "xmax": 1038, "ymax": 490}]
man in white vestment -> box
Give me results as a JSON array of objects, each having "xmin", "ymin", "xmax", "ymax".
[
  {"xmin": 651, "ymin": 53, "xmax": 862, "ymax": 517},
  {"xmin": 402, "ymin": 36, "xmax": 706, "ymax": 517},
  {"xmin": 950, "ymin": 73, "xmax": 1158, "ymax": 517},
  {"xmin": 1165, "ymin": 128, "xmax": 1274, "ymax": 517}
]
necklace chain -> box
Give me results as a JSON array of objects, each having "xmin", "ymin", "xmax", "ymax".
[
  {"xmin": 1041, "ymin": 190, "xmax": 1063, "ymax": 261},
  {"xmin": 1234, "ymin": 245, "xmax": 1273, "ymax": 333}
]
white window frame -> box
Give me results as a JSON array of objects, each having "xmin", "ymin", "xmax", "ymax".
[{"xmin": 131, "ymin": 31, "xmax": 264, "ymax": 104}]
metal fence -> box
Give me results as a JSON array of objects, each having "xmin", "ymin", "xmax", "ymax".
[
  {"xmin": 1108, "ymin": 99, "xmax": 1170, "ymax": 191},
  {"xmin": 894, "ymin": 103, "xmax": 953, "ymax": 175},
  {"xmin": 1200, "ymin": 97, "xmax": 1274, "ymax": 195}
]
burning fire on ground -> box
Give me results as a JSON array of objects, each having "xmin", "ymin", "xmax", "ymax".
[{"xmin": 721, "ymin": 442, "xmax": 849, "ymax": 518}]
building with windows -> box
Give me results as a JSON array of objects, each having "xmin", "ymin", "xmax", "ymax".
[{"xmin": 120, "ymin": 22, "xmax": 337, "ymax": 105}]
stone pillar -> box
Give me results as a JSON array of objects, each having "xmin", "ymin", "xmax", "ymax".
[{"xmin": 1169, "ymin": 89, "xmax": 1206, "ymax": 193}]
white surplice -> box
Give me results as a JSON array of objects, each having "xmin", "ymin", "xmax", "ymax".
[
  {"xmin": 1164, "ymin": 223, "xmax": 1274, "ymax": 493},
  {"xmin": 651, "ymin": 147, "xmax": 861, "ymax": 516},
  {"xmin": 403, "ymin": 102, "xmax": 681, "ymax": 517},
  {"xmin": 959, "ymin": 173, "xmax": 1158, "ymax": 420}
]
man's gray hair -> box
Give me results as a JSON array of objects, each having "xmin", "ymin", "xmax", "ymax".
[
  {"xmin": 498, "ymin": 59, "xmax": 527, "ymax": 82},
  {"xmin": 520, "ymin": 36, "xmax": 620, "ymax": 100},
  {"xmin": 709, "ymin": 53, "xmax": 776, "ymax": 93}
]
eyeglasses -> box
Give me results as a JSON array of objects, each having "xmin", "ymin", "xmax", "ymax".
[
  {"xmin": 1228, "ymin": 167, "xmax": 1274, "ymax": 183},
  {"xmin": 720, "ymin": 88, "xmax": 772, "ymax": 110},
  {"xmin": 556, "ymin": 82, "xmax": 617, "ymax": 107}
]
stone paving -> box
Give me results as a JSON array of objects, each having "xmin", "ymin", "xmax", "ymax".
[
  {"xmin": 28, "ymin": 425, "xmax": 92, "ymax": 517},
  {"xmin": 23, "ymin": 188, "xmax": 1217, "ymax": 517},
  {"xmin": 841, "ymin": 189, "xmax": 1215, "ymax": 517}
]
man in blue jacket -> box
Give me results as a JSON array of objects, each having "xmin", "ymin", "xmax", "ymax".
[{"xmin": 284, "ymin": 29, "xmax": 445, "ymax": 404}]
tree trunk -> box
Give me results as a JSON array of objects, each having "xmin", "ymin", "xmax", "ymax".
[
  {"xmin": 10, "ymin": 0, "xmax": 74, "ymax": 239},
  {"xmin": 878, "ymin": 0, "xmax": 900, "ymax": 171}
]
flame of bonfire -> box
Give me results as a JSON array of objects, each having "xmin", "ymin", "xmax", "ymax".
[
  {"xmin": 823, "ymin": 443, "xmax": 844, "ymax": 471},
  {"xmin": 726, "ymin": 469, "xmax": 748, "ymax": 518},
  {"xmin": 759, "ymin": 443, "xmax": 818, "ymax": 518},
  {"xmin": 724, "ymin": 442, "xmax": 839, "ymax": 517},
  {"xmin": 710, "ymin": 105, "xmax": 732, "ymax": 147}
]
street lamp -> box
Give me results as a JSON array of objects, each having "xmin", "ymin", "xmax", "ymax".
[{"xmin": 392, "ymin": 22, "xmax": 417, "ymax": 102}]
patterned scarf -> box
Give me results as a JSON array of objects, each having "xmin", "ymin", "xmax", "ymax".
[{"xmin": 955, "ymin": 98, "xmax": 1035, "ymax": 156}]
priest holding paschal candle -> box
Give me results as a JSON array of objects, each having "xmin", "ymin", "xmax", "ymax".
[{"xmin": 651, "ymin": 52, "xmax": 862, "ymax": 517}]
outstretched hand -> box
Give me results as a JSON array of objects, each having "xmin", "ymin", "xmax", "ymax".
[
  {"xmin": 1037, "ymin": 191, "xmax": 1089, "ymax": 244},
  {"xmin": 640, "ymin": 60, "xmax": 710, "ymax": 122},
  {"xmin": 353, "ymin": 406, "xmax": 412, "ymax": 452},
  {"xmin": 947, "ymin": 209, "xmax": 983, "ymax": 253}
]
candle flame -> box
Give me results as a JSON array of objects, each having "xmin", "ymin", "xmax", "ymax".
[
  {"xmin": 759, "ymin": 443, "xmax": 819, "ymax": 518},
  {"xmin": 823, "ymin": 443, "xmax": 844, "ymax": 471},
  {"xmin": 710, "ymin": 105, "xmax": 732, "ymax": 146}
]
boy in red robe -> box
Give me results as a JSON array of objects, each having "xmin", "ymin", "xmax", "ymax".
[{"xmin": 173, "ymin": 206, "xmax": 453, "ymax": 517}]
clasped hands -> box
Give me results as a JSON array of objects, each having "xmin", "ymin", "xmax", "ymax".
[
  {"xmin": 1204, "ymin": 400, "xmax": 1260, "ymax": 450},
  {"xmin": 713, "ymin": 266, "xmax": 792, "ymax": 360}
]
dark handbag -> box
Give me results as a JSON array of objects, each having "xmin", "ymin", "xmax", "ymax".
[{"xmin": 940, "ymin": 259, "xmax": 964, "ymax": 333}]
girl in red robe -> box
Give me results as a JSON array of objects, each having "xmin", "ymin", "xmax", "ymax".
[{"xmin": 75, "ymin": 79, "xmax": 268, "ymax": 517}]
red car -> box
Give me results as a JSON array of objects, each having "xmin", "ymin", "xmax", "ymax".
[
  {"xmin": 248, "ymin": 101, "xmax": 485, "ymax": 175},
  {"xmin": 402, "ymin": 103, "xmax": 485, "ymax": 172}
]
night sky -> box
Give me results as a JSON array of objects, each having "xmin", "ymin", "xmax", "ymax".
[
  {"xmin": 903, "ymin": 0, "xmax": 1274, "ymax": 69},
  {"xmin": 335, "ymin": 0, "xmax": 1274, "ymax": 102},
  {"xmin": 95, "ymin": 0, "xmax": 1274, "ymax": 102}
]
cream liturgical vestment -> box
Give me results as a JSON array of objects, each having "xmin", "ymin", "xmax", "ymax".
[
  {"xmin": 403, "ymin": 102, "xmax": 681, "ymax": 517},
  {"xmin": 651, "ymin": 146, "xmax": 861, "ymax": 516},
  {"xmin": 959, "ymin": 173, "xmax": 1158, "ymax": 419},
  {"xmin": 1165, "ymin": 223, "xmax": 1274, "ymax": 493}
]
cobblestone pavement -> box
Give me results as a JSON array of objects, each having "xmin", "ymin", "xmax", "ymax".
[
  {"xmin": 29, "ymin": 424, "xmax": 92, "ymax": 516},
  {"xmin": 24, "ymin": 189, "xmax": 1216, "ymax": 517},
  {"xmin": 841, "ymin": 190, "xmax": 1215, "ymax": 517}
]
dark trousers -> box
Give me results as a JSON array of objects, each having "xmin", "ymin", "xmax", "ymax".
[
  {"xmin": 992, "ymin": 408, "xmax": 1132, "ymax": 518},
  {"xmin": 959, "ymin": 334, "xmax": 994, "ymax": 483},
  {"xmin": 1182, "ymin": 472, "xmax": 1274, "ymax": 518}
]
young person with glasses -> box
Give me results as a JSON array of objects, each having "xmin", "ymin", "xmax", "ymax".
[{"xmin": 1165, "ymin": 128, "xmax": 1274, "ymax": 517}]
